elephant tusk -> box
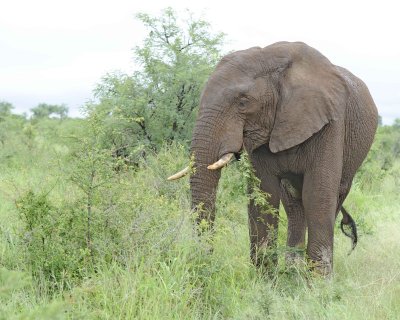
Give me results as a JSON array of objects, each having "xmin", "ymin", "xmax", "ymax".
[
  {"xmin": 207, "ymin": 153, "xmax": 234, "ymax": 170},
  {"xmin": 167, "ymin": 166, "xmax": 190, "ymax": 181}
]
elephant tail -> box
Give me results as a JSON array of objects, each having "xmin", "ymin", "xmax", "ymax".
[{"xmin": 340, "ymin": 206, "xmax": 358, "ymax": 253}]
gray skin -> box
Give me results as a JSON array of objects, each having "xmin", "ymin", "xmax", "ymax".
[{"xmin": 189, "ymin": 41, "xmax": 378, "ymax": 275}]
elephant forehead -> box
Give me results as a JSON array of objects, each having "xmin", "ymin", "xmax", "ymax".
[
  {"xmin": 222, "ymin": 83, "xmax": 252, "ymax": 97},
  {"xmin": 217, "ymin": 52, "xmax": 264, "ymax": 78},
  {"xmin": 201, "ymin": 73, "xmax": 252, "ymax": 103},
  {"xmin": 223, "ymin": 80, "xmax": 271, "ymax": 101}
]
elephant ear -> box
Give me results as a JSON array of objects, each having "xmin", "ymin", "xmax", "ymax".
[{"xmin": 268, "ymin": 43, "xmax": 348, "ymax": 153}]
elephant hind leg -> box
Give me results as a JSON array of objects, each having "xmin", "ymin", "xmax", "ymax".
[
  {"xmin": 281, "ymin": 178, "xmax": 307, "ymax": 263},
  {"xmin": 302, "ymin": 170, "xmax": 341, "ymax": 276}
]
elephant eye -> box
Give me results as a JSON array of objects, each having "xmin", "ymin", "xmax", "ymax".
[{"xmin": 237, "ymin": 96, "xmax": 249, "ymax": 109}]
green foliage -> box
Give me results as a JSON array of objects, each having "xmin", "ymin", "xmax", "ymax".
[
  {"xmin": 0, "ymin": 7, "xmax": 399, "ymax": 319},
  {"xmin": 16, "ymin": 190, "xmax": 85, "ymax": 293},
  {"xmin": 90, "ymin": 8, "xmax": 225, "ymax": 160},
  {"xmin": 30, "ymin": 103, "xmax": 68, "ymax": 119},
  {"xmin": 0, "ymin": 268, "xmax": 30, "ymax": 298},
  {"xmin": 0, "ymin": 268, "xmax": 65, "ymax": 319},
  {"xmin": 0, "ymin": 123, "xmax": 399, "ymax": 318},
  {"xmin": 238, "ymin": 151, "xmax": 278, "ymax": 216},
  {"xmin": 0, "ymin": 112, "xmax": 25, "ymax": 149},
  {"xmin": 10, "ymin": 114, "xmax": 138, "ymax": 295},
  {"xmin": 0, "ymin": 101, "xmax": 14, "ymax": 119},
  {"xmin": 65, "ymin": 111, "xmax": 130, "ymax": 267},
  {"xmin": 355, "ymin": 123, "xmax": 400, "ymax": 191}
]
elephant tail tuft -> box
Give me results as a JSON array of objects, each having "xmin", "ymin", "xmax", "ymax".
[{"xmin": 340, "ymin": 206, "xmax": 358, "ymax": 253}]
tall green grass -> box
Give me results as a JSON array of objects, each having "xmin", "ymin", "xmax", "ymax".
[{"xmin": 0, "ymin": 121, "xmax": 399, "ymax": 319}]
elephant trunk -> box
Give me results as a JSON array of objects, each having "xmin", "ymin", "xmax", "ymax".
[{"xmin": 189, "ymin": 114, "xmax": 222, "ymax": 226}]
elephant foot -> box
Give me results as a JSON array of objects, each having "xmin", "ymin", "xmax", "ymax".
[
  {"xmin": 305, "ymin": 245, "xmax": 333, "ymax": 276},
  {"xmin": 310, "ymin": 264, "xmax": 332, "ymax": 278},
  {"xmin": 250, "ymin": 246, "xmax": 278, "ymax": 277},
  {"xmin": 307, "ymin": 259, "xmax": 333, "ymax": 277},
  {"xmin": 285, "ymin": 247, "xmax": 305, "ymax": 266}
]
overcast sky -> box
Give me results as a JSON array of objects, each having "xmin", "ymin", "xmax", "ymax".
[{"xmin": 0, "ymin": 0, "xmax": 399, "ymax": 123}]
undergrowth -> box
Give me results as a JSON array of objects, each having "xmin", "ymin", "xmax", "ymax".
[{"xmin": 0, "ymin": 122, "xmax": 399, "ymax": 319}]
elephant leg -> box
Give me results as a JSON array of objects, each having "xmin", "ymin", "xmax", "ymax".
[
  {"xmin": 302, "ymin": 170, "xmax": 341, "ymax": 276},
  {"xmin": 248, "ymin": 175, "xmax": 281, "ymax": 271},
  {"xmin": 280, "ymin": 179, "xmax": 306, "ymax": 263}
]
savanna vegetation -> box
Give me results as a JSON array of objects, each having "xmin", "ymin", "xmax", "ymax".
[{"xmin": 1, "ymin": 8, "xmax": 399, "ymax": 320}]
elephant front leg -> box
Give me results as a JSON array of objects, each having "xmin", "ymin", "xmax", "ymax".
[{"xmin": 247, "ymin": 176, "xmax": 281, "ymax": 272}]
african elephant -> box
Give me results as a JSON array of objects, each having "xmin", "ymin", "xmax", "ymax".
[{"xmin": 169, "ymin": 41, "xmax": 378, "ymax": 275}]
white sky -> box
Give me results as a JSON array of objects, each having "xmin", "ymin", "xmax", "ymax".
[{"xmin": 0, "ymin": 0, "xmax": 399, "ymax": 123}]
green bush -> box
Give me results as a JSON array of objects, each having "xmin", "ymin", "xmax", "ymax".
[{"xmin": 16, "ymin": 191, "xmax": 87, "ymax": 293}]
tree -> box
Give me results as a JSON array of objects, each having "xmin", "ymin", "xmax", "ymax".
[
  {"xmin": 0, "ymin": 101, "xmax": 26, "ymax": 146},
  {"xmin": 90, "ymin": 8, "xmax": 225, "ymax": 159},
  {"xmin": 0, "ymin": 101, "xmax": 14, "ymax": 122},
  {"xmin": 31, "ymin": 103, "xmax": 68, "ymax": 119}
]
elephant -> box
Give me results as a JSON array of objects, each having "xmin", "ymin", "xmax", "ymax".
[{"xmin": 168, "ymin": 41, "xmax": 378, "ymax": 275}]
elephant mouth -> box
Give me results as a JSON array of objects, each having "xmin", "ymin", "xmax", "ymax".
[
  {"xmin": 234, "ymin": 151, "xmax": 242, "ymax": 161},
  {"xmin": 209, "ymin": 142, "xmax": 244, "ymax": 170}
]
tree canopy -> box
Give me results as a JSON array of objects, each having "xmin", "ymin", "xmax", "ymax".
[
  {"xmin": 0, "ymin": 101, "xmax": 14, "ymax": 117},
  {"xmin": 31, "ymin": 103, "xmax": 68, "ymax": 119},
  {"xmin": 90, "ymin": 8, "xmax": 226, "ymax": 160}
]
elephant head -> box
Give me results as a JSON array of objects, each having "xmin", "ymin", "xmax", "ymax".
[{"xmin": 170, "ymin": 41, "xmax": 348, "ymax": 225}]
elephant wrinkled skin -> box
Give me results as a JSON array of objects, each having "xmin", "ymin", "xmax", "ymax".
[{"xmin": 174, "ymin": 42, "xmax": 378, "ymax": 275}]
